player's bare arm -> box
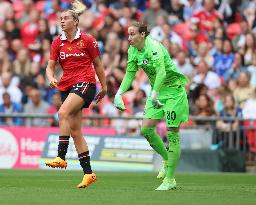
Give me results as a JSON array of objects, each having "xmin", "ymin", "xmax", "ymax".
[
  {"xmin": 46, "ymin": 60, "xmax": 58, "ymax": 89},
  {"xmin": 93, "ymin": 56, "xmax": 107, "ymax": 103}
]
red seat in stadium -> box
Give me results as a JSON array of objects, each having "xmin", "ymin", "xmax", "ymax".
[{"xmin": 226, "ymin": 23, "xmax": 241, "ymax": 40}]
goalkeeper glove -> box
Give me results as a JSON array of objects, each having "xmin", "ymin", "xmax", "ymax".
[
  {"xmin": 114, "ymin": 90, "xmax": 126, "ymax": 111},
  {"xmin": 151, "ymin": 90, "xmax": 164, "ymax": 109}
]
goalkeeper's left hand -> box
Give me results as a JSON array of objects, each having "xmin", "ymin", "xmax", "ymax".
[
  {"xmin": 114, "ymin": 94, "xmax": 126, "ymax": 111},
  {"xmin": 151, "ymin": 90, "xmax": 164, "ymax": 109}
]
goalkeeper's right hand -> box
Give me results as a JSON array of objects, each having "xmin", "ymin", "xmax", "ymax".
[
  {"xmin": 114, "ymin": 94, "xmax": 126, "ymax": 111},
  {"xmin": 151, "ymin": 90, "xmax": 164, "ymax": 109}
]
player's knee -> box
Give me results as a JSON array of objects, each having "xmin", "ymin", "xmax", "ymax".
[
  {"xmin": 141, "ymin": 127, "xmax": 154, "ymax": 140},
  {"xmin": 58, "ymin": 108, "xmax": 69, "ymax": 121}
]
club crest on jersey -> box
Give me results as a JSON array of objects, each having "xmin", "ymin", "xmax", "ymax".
[
  {"xmin": 143, "ymin": 59, "xmax": 149, "ymax": 65},
  {"xmin": 77, "ymin": 40, "xmax": 84, "ymax": 47}
]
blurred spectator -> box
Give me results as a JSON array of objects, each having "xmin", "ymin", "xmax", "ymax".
[
  {"xmin": 45, "ymin": 0, "xmax": 63, "ymax": 38},
  {"xmin": 213, "ymin": 39, "xmax": 234, "ymax": 79},
  {"xmin": 216, "ymin": 93, "xmax": 243, "ymax": 148},
  {"xmin": 213, "ymin": 26, "xmax": 226, "ymax": 40},
  {"xmin": 173, "ymin": 50, "xmax": 195, "ymax": 78},
  {"xmin": 4, "ymin": 19, "xmax": 21, "ymax": 43},
  {"xmin": 169, "ymin": 42, "xmax": 181, "ymax": 59},
  {"xmin": 183, "ymin": 0, "xmax": 202, "ymax": 21},
  {"xmin": 150, "ymin": 18, "xmax": 183, "ymax": 47},
  {"xmin": 193, "ymin": 93, "xmax": 216, "ymax": 124},
  {"xmin": 20, "ymin": 80, "xmax": 37, "ymax": 105},
  {"xmin": 28, "ymin": 18, "xmax": 53, "ymax": 56},
  {"xmin": 188, "ymin": 83, "xmax": 208, "ymax": 115},
  {"xmin": 102, "ymin": 91, "xmax": 129, "ymax": 134},
  {"xmin": 47, "ymin": 92, "xmax": 61, "ymax": 127},
  {"xmin": 8, "ymin": 39, "xmax": 23, "ymax": 61},
  {"xmin": 0, "ymin": 71, "xmax": 22, "ymax": 104},
  {"xmin": 192, "ymin": 59, "xmax": 221, "ymax": 91},
  {"xmin": 0, "ymin": 91, "xmax": 23, "ymax": 126},
  {"xmin": 187, "ymin": 21, "xmax": 208, "ymax": 57},
  {"xmin": 242, "ymin": 1, "xmax": 256, "ymax": 32},
  {"xmin": 224, "ymin": 52, "xmax": 247, "ymax": 81},
  {"xmin": 210, "ymin": 38, "xmax": 222, "ymax": 59},
  {"xmin": 13, "ymin": 48, "xmax": 31, "ymax": 79},
  {"xmin": 131, "ymin": 89, "xmax": 146, "ymax": 115},
  {"xmin": 213, "ymin": 85, "xmax": 229, "ymax": 113},
  {"xmin": 193, "ymin": 42, "xmax": 214, "ymax": 67},
  {"xmin": 233, "ymin": 71, "xmax": 254, "ymax": 107},
  {"xmin": 143, "ymin": 0, "xmax": 168, "ymax": 29},
  {"xmin": 35, "ymin": 73, "xmax": 52, "ymax": 103},
  {"xmin": 240, "ymin": 32, "xmax": 256, "ymax": 66},
  {"xmin": 109, "ymin": 0, "xmax": 137, "ymax": 10},
  {"xmin": 226, "ymin": 78, "xmax": 238, "ymax": 93},
  {"xmin": 150, "ymin": 15, "xmax": 169, "ymax": 42},
  {"xmin": 242, "ymin": 87, "xmax": 256, "ymax": 155},
  {"xmin": 162, "ymin": 23, "xmax": 183, "ymax": 47},
  {"xmin": 0, "ymin": 0, "xmax": 12, "ymax": 26},
  {"xmin": 162, "ymin": 0, "xmax": 184, "ymax": 23},
  {"xmin": 102, "ymin": 91, "xmax": 119, "ymax": 118},
  {"xmin": 88, "ymin": 104, "xmax": 103, "ymax": 127},
  {"xmin": 192, "ymin": 0, "xmax": 222, "ymax": 33},
  {"xmin": 20, "ymin": 9, "xmax": 40, "ymax": 48},
  {"xmin": 248, "ymin": 53, "xmax": 256, "ymax": 87},
  {"xmin": 242, "ymin": 88, "xmax": 256, "ymax": 119},
  {"xmin": 232, "ymin": 18, "xmax": 249, "ymax": 51},
  {"xmin": 18, "ymin": 0, "xmax": 34, "ymax": 25},
  {"xmin": 0, "ymin": 46, "xmax": 11, "ymax": 74},
  {"xmin": 23, "ymin": 88, "xmax": 49, "ymax": 126},
  {"xmin": 217, "ymin": 0, "xmax": 240, "ymax": 24},
  {"xmin": 217, "ymin": 94, "xmax": 242, "ymax": 130}
]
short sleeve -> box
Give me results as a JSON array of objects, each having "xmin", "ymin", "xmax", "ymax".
[
  {"xmin": 87, "ymin": 35, "xmax": 100, "ymax": 60},
  {"xmin": 49, "ymin": 37, "xmax": 59, "ymax": 61}
]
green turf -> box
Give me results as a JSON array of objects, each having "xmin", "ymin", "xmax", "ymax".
[{"xmin": 0, "ymin": 169, "xmax": 255, "ymax": 205}]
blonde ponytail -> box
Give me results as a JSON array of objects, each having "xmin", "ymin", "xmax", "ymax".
[{"xmin": 71, "ymin": 0, "xmax": 87, "ymax": 16}]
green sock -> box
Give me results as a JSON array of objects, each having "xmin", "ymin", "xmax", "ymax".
[
  {"xmin": 166, "ymin": 131, "xmax": 181, "ymax": 179},
  {"xmin": 141, "ymin": 127, "xmax": 168, "ymax": 161}
]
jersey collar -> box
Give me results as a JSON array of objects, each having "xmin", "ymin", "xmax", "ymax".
[{"xmin": 60, "ymin": 28, "xmax": 81, "ymax": 41}]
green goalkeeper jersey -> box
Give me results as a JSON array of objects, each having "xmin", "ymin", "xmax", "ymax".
[{"xmin": 119, "ymin": 36, "xmax": 188, "ymax": 93}]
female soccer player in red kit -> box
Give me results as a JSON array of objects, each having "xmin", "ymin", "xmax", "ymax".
[{"xmin": 45, "ymin": 0, "xmax": 107, "ymax": 188}]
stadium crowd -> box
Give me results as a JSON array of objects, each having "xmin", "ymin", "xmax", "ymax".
[{"xmin": 0, "ymin": 0, "xmax": 256, "ymax": 140}]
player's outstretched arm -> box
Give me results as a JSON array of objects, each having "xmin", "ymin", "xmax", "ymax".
[{"xmin": 93, "ymin": 57, "xmax": 107, "ymax": 104}]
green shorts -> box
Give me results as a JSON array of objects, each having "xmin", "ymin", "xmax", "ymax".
[{"xmin": 143, "ymin": 86, "xmax": 189, "ymax": 128}]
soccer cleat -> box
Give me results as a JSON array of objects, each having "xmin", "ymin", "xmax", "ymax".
[
  {"xmin": 45, "ymin": 157, "xmax": 67, "ymax": 169},
  {"xmin": 155, "ymin": 177, "xmax": 177, "ymax": 191},
  {"xmin": 77, "ymin": 173, "xmax": 97, "ymax": 188},
  {"xmin": 156, "ymin": 161, "xmax": 167, "ymax": 179}
]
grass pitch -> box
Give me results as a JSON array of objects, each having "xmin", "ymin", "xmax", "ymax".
[{"xmin": 0, "ymin": 169, "xmax": 255, "ymax": 205}]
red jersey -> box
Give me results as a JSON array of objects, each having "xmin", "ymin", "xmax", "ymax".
[
  {"xmin": 20, "ymin": 21, "xmax": 39, "ymax": 47},
  {"xmin": 50, "ymin": 29, "xmax": 100, "ymax": 91},
  {"xmin": 193, "ymin": 8, "xmax": 222, "ymax": 32}
]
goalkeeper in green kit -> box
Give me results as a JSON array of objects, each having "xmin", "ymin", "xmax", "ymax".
[{"xmin": 114, "ymin": 22, "xmax": 189, "ymax": 191}]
